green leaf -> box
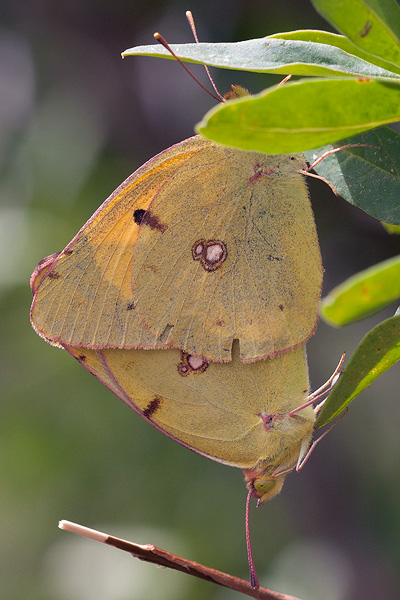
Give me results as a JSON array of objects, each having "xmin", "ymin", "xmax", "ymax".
[
  {"xmin": 321, "ymin": 255, "xmax": 400, "ymax": 325},
  {"xmin": 304, "ymin": 127, "xmax": 400, "ymax": 225},
  {"xmin": 197, "ymin": 78, "xmax": 400, "ymax": 154},
  {"xmin": 311, "ymin": 0, "xmax": 400, "ymax": 67},
  {"xmin": 315, "ymin": 314, "xmax": 400, "ymax": 427},
  {"xmin": 382, "ymin": 221, "xmax": 400, "ymax": 234},
  {"xmin": 270, "ymin": 29, "xmax": 400, "ymax": 75},
  {"xmin": 122, "ymin": 37, "xmax": 400, "ymax": 79}
]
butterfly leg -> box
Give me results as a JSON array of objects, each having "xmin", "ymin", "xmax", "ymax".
[
  {"xmin": 288, "ymin": 353, "xmax": 345, "ymax": 417},
  {"xmin": 295, "ymin": 408, "xmax": 348, "ymax": 472},
  {"xmin": 272, "ymin": 408, "xmax": 348, "ymax": 479}
]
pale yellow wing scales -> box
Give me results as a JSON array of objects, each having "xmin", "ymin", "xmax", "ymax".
[
  {"xmin": 131, "ymin": 141, "xmax": 322, "ymax": 361},
  {"xmin": 65, "ymin": 342, "xmax": 314, "ymax": 470},
  {"xmin": 31, "ymin": 142, "xmax": 203, "ymax": 348},
  {"xmin": 31, "ymin": 136, "xmax": 322, "ymax": 361}
]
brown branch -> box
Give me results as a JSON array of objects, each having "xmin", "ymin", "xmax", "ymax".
[{"xmin": 59, "ymin": 520, "xmax": 300, "ymax": 600}]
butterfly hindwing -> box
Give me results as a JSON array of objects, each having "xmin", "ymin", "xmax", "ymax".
[{"xmin": 64, "ymin": 341, "xmax": 314, "ymax": 471}]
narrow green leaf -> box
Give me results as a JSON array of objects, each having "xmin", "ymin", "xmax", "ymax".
[
  {"xmin": 311, "ymin": 0, "xmax": 400, "ymax": 67},
  {"xmin": 197, "ymin": 78, "xmax": 400, "ymax": 154},
  {"xmin": 315, "ymin": 314, "xmax": 400, "ymax": 428},
  {"xmin": 304, "ymin": 127, "xmax": 400, "ymax": 225},
  {"xmin": 122, "ymin": 37, "xmax": 400, "ymax": 80},
  {"xmin": 382, "ymin": 222, "xmax": 400, "ymax": 234},
  {"xmin": 270, "ymin": 29, "xmax": 400, "ymax": 75},
  {"xmin": 321, "ymin": 255, "xmax": 400, "ymax": 325}
]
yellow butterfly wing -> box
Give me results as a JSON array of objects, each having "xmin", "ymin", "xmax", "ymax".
[
  {"xmin": 30, "ymin": 140, "xmax": 203, "ymax": 349},
  {"xmin": 131, "ymin": 137, "xmax": 322, "ymax": 361},
  {"xmin": 64, "ymin": 340, "xmax": 315, "ymax": 473},
  {"xmin": 31, "ymin": 135, "xmax": 322, "ymax": 361}
]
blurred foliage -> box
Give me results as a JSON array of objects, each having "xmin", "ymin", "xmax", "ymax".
[{"xmin": 1, "ymin": 1, "xmax": 400, "ymax": 599}]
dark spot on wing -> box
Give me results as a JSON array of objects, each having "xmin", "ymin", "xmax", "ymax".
[
  {"xmin": 64, "ymin": 249, "xmax": 73, "ymax": 256},
  {"xmin": 249, "ymin": 163, "xmax": 277, "ymax": 183},
  {"xmin": 30, "ymin": 253, "xmax": 61, "ymax": 294},
  {"xmin": 127, "ymin": 301, "xmax": 135, "ymax": 310},
  {"xmin": 262, "ymin": 414, "xmax": 274, "ymax": 428},
  {"xmin": 278, "ymin": 304, "xmax": 284, "ymax": 311},
  {"xmin": 259, "ymin": 410, "xmax": 283, "ymax": 431},
  {"xmin": 178, "ymin": 351, "xmax": 209, "ymax": 376},
  {"xmin": 192, "ymin": 239, "xmax": 227, "ymax": 272},
  {"xmin": 266, "ymin": 254, "xmax": 282, "ymax": 262},
  {"xmin": 37, "ymin": 253, "xmax": 60, "ymax": 269},
  {"xmin": 143, "ymin": 396, "xmax": 162, "ymax": 419},
  {"xmin": 135, "ymin": 209, "xmax": 167, "ymax": 233},
  {"xmin": 78, "ymin": 354, "xmax": 86, "ymax": 362},
  {"xmin": 134, "ymin": 208, "xmax": 146, "ymax": 224},
  {"xmin": 48, "ymin": 271, "xmax": 61, "ymax": 279}
]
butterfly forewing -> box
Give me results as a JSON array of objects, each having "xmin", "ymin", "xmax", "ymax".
[
  {"xmin": 31, "ymin": 136, "xmax": 322, "ymax": 361},
  {"xmin": 31, "ymin": 141, "xmax": 202, "ymax": 349},
  {"xmin": 131, "ymin": 137, "xmax": 322, "ymax": 361}
]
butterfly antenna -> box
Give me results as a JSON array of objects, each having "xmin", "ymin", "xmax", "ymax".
[
  {"xmin": 306, "ymin": 143, "xmax": 380, "ymax": 171},
  {"xmin": 246, "ymin": 489, "xmax": 260, "ymax": 589},
  {"xmin": 186, "ymin": 11, "xmax": 225, "ymax": 101},
  {"xmin": 153, "ymin": 32, "xmax": 222, "ymax": 102},
  {"xmin": 300, "ymin": 143, "xmax": 381, "ymax": 195}
]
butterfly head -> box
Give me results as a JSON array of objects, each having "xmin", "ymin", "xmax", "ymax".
[
  {"xmin": 244, "ymin": 405, "xmax": 315, "ymax": 504},
  {"xmin": 244, "ymin": 468, "xmax": 286, "ymax": 504}
]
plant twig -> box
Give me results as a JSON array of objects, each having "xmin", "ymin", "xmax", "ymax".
[{"xmin": 59, "ymin": 520, "xmax": 300, "ymax": 600}]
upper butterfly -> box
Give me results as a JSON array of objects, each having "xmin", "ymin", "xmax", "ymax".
[{"xmin": 30, "ymin": 135, "xmax": 322, "ymax": 362}]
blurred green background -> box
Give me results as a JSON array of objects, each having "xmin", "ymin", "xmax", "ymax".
[{"xmin": 1, "ymin": 1, "xmax": 400, "ymax": 599}]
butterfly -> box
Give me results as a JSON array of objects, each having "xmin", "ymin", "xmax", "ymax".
[
  {"xmin": 30, "ymin": 134, "xmax": 330, "ymax": 590},
  {"xmin": 30, "ymin": 135, "xmax": 322, "ymax": 363}
]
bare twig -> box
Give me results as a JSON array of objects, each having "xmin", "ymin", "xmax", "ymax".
[{"xmin": 59, "ymin": 520, "xmax": 300, "ymax": 600}]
